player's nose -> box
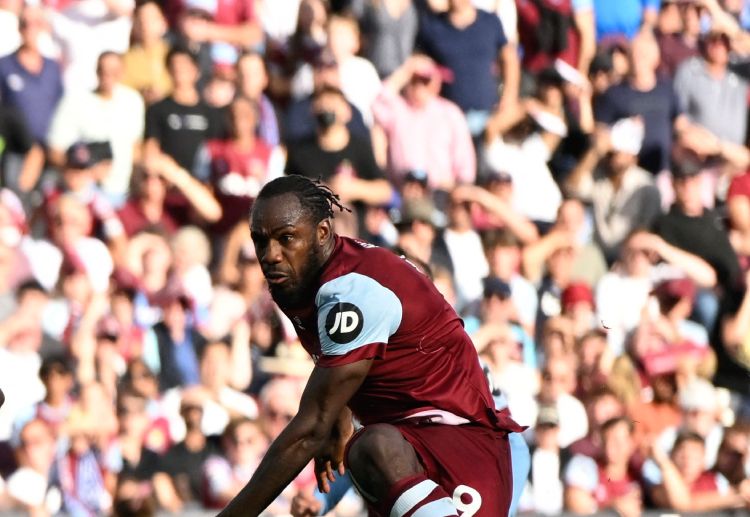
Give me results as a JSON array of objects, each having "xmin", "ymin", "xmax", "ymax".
[{"xmin": 261, "ymin": 239, "xmax": 284, "ymax": 265}]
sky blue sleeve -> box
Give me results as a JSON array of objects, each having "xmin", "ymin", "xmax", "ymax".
[
  {"xmin": 313, "ymin": 471, "xmax": 355, "ymax": 515},
  {"xmin": 571, "ymin": 0, "xmax": 593, "ymax": 12},
  {"xmin": 316, "ymin": 273, "xmax": 403, "ymax": 360}
]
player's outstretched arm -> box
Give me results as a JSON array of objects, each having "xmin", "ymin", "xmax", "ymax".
[{"xmin": 216, "ymin": 359, "xmax": 372, "ymax": 517}]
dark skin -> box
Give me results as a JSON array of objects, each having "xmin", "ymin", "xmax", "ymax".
[
  {"xmin": 218, "ymin": 193, "xmax": 368, "ymax": 516},
  {"xmin": 219, "ymin": 192, "xmax": 428, "ymax": 517}
]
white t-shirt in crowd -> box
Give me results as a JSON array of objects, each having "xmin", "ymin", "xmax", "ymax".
[
  {"xmin": 47, "ymin": 83, "xmax": 144, "ymax": 197},
  {"xmin": 483, "ymin": 133, "xmax": 562, "ymax": 223},
  {"xmin": 443, "ymin": 228, "xmax": 490, "ymax": 312}
]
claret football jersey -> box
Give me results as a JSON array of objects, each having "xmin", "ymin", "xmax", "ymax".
[{"xmin": 284, "ymin": 236, "xmax": 522, "ymax": 433}]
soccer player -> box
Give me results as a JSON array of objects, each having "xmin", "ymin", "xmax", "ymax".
[{"xmin": 218, "ymin": 175, "xmax": 524, "ymax": 517}]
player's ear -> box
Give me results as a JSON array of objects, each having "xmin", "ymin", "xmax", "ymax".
[{"xmin": 317, "ymin": 218, "xmax": 332, "ymax": 244}]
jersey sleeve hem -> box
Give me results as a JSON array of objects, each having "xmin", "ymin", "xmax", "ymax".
[{"xmin": 317, "ymin": 342, "xmax": 386, "ymax": 367}]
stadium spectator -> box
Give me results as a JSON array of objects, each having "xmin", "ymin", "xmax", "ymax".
[
  {"xmin": 595, "ymin": 229, "xmax": 717, "ymax": 354},
  {"xmin": 0, "ymin": 104, "xmax": 43, "ymax": 194},
  {"xmin": 393, "ymin": 197, "xmax": 453, "ymax": 273},
  {"xmin": 144, "ymin": 46, "xmax": 225, "ymax": 172},
  {"xmin": 5, "ymin": 419, "xmax": 60, "ymax": 515},
  {"xmin": 117, "ymin": 154, "xmax": 222, "ymax": 237},
  {"xmin": 473, "ymin": 320, "xmax": 538, "ymax": 426},
  {"xmin": 142, "ymin": 287, "xmax": 206, "ymax": 392},
  {"xmin": 593, "ymin": 0, "xmax": 660, "ymax": 41},
  {"xmin": 515, "ymin": 0, "xmax": 596, "ymax": 75},
  {"xmin": 568, "ymin": 387, "xmax": 626, "ymax": 458},
  {"xmin": 649, "ymin": 430, "xmax": 750, "ymax": 511},
  {"xmin": 49, "ymin": 0, "xmax": 133, "ymax": 90},
  {"xmin": 282, "ymin": 50, "xmax": 370, "ymax": 144},
  {"xmin": 203, "ymin": 418, "xmax": 268, "ymax": 508},
  {"xmin": 416, "ymin": 0, "xmax": 520, "ymax": 137},
  {"xmin": 564, "ymin": 416, "xmax": 644, "ymax": 516},
  {"xmin": 594, "ymin": 30, "xmax": 713, "ymax": 175},
  {"xmin": 284, "ymin": 86, "xmax": 393, "ymax": 206},
  {"xmin": 11, "ymin": 354, "xmax": 74, "ymax": 445},
  {"xmin": 655, "ymin": 0, "xmax": 701, "ymax": 78},
  {"xmin": 372, "ymin": 54, "xmax": 475, "ymax": 191},
  {"xmin": 565, "ymin": 117, "xmax": 661, "ymax": 261},
  {"xmin": 654, "ymin": 157, "xmax": 741, "ymax": 331},
  {"xmin": 169, "ymin": 0, "xmax": 262, "ymax": 68},
  {"xmin": 291, "ymin": 14, "xmax": 382, "ymax": 127},
  {"xmin": 442, "ymin": 192, "xmax": 490, "ymax": 313},
  {"xmin": 157, "ymin": 392, "xmax": 221, "ymax": 509},
  {"xmin": 0, "ymin": 5, "xmax": 62, "ymax": 146},
  {"xmin": 653, "ymin": 377, "xmax": 725, "ymax": 470},
  {"xmin": 482, "ymin": 92, "xmax": 564, "ymax": 226},
  {"xmin": 54, "ymin": 408, "xmax": 113, "ymax": 515},
  {"xmin": 522, "ymin": 404, "xmax": 565, "ymax": 515},
  {"xmin": 481, "ymin": 229, "xmax": 539, "ymax": 335},
  {"xmin": 41, "ymin": 143, "xmax": 127, "ymax": 260},
  {"xmin": 195, "ymin": 97, "xmax": 282, "ymax": 242},
  {"xmin": 48, "ymin": 52, "xmax": 144, "ymax": 201},
  {"xmin": 537, "ymin": 354, "xmax": 589, "ymax": 448},
  {"xmin": 122, "ymin": 0, "xmax": 172, "ymax": 104},
  {"xmin": 235, "ymin": 52, "xmax": 280, "ymax": 146},
  {"xmin": 675, "ymin": 28, "xmax": 749, "ymax": 146},
  {"xmin": 356, "ymin": 0, "xmax": 417, "ymax": 78}
]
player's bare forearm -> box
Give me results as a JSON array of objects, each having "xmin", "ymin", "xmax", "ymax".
[
  {"xmin": 217, "ymin": 419, "xmax": 329, "ymax": 517},
  {"xmin": 217, "ymin": 361, "xmax": 371, "ymax": 516}
]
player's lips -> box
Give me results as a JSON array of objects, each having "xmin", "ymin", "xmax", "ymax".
[{"xmin": 265, "ymin": 272, "xmax": 290, "ymax": 285}]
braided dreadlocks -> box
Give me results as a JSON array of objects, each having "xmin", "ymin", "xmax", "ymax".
[{"xmin": 254, "ymin": 175, "xmax": 351, "ymax": 223}]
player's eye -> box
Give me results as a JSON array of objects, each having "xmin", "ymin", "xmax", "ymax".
[{"xmin": 279, "ymin": 234, "xmax": 294, "ymax": 244}]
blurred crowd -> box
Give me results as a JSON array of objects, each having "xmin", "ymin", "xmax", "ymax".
[{"xmin": 3, "ymin": 0, "xmax": 750, "ymax": 515}]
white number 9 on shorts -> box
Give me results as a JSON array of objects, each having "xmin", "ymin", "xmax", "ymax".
[{"xmin": 452, "ymin": 485, "xmax": 482, "ymax": 516}]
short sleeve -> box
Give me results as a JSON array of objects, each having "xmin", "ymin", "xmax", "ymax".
[
  {"xmin": 315, "ymin": 272, "xmax": 403, "ymax": 367},
  {"xmin": 563, "ymin": 455, "xmax": 599, "ymax": 492},
  {"xmin": 572, "ymin": 0, "xmax": 593, "ymax": 11},
  {"xmin": 644, "ymin": 0, "xmax": 661, "ymax": 10},
  {"xmin": 594, "ymin": 87, "xmax": 620, "ymax": 125},
  {"xmin": 493, "ymin": 12, "xmax": 507, "ymax": 50},
  {"xmin": 144, "ymin": 102, "xmax": 163, "ymax": 142}
]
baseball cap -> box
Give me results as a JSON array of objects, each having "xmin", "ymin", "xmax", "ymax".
[
  {"xmin": 65, "ymin": 141, "xmax": 112, "ymax": 170},
  {"xmin": 679, "ymin": 378, "xmax": 718, "ymax": 412},
  {"xmin": 396, "ymin": 198, "xmax": 437, "ymax": 227},
  {"xmin": 652, "ymin": 277, "xmax": 696, "ymax": 303},
  {"xmin": 561, "ymin": 282, "xmax": 594, "ymax": 312},
  {"xmin": 610, "ymin": 118, "xmax": 645, "ymax": 156},
  {"xmin": 404, "ymin": 169, "xmax": 429, "ymax": 187},
  {"xmin": 483, "ymin": 276, "xmax": 512, "ymax": 299},
  {"xmin": 536, "ymin": 404, "xmax": 560, "ymax": 427}
]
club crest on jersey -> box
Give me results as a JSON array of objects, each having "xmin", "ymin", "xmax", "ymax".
[{"xmin": 325, "ymin": 303, "xmax": 364, "ymax": 344}]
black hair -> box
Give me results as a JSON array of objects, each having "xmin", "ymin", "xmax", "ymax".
[
  {"xmin": 673, "ymin": 430, "xmax": 705, "ymax": 451},
  {"xmin": 97, "ymin": 50, "xmax": 122, "ymax": 69},
  {"xmin": 312, "ymin": 85, "xmax": 347, "ymax": 103},
  {"xmin": 165, "ymin": 44, "xmax": 199, "ymax": 69},
  {"xmin": 601, "ymin": 415, "xmax": 634, "ymax": 436},
  {"xmin": 39, "ymin": 354, "xmax": 72, "ymax": 380},
  {"xmin": 16, "ymin": 278, "xmax": 46, "ymax": 301},
  {"xmin": 255, "ymin": 175, "xmax": 350, "ymax": 224}
]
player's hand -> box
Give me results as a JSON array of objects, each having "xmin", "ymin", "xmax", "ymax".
[
  {"xmin": 291, "ymin": 487, "xmax": 323, "ymax": 517},
  {"xmin": 315, "ymin": 410, "xmax": 354, "ymax": 493}
]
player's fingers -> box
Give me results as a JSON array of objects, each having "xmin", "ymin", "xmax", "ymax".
[
  {"xmin": 326, "ymin": 460, "xmax": 336, "ymax": 483},
  {"xmin": 337, "ymin": 461, "xmax": 346, "ymax": 476}
]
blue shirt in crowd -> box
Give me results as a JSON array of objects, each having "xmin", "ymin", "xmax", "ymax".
[
  {"xmin": 0, "ymin": 51, "xmax": 63, "ymax": 144},
  {"xmin": 593, "ymin": 0, "xmax": 661, "ymax": 41},
  {"xmin": 417, "ymin": 8, "xmax": 507, "ymax": 113},
  {"xmin": 594, "ymin": 78, "xmax": 680, "ymax": 174}
]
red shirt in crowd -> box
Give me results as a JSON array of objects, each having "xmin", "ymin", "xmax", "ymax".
[{"xmin": 205, "ymin": 138, "xmax": 273, "ymax": 235}]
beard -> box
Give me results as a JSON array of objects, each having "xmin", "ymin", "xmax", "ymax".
[{"xmin": 268, "ymin": 245, "xmax": 325, "ymax": 311}]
